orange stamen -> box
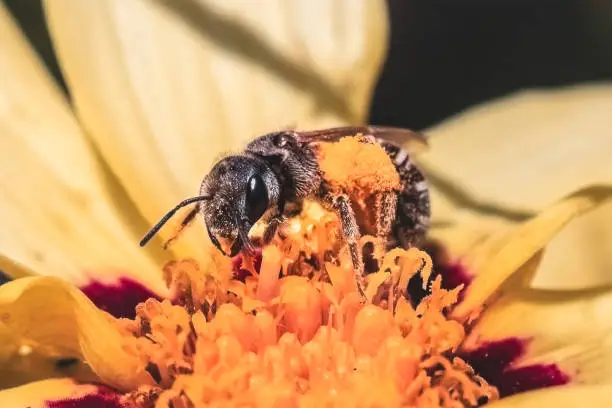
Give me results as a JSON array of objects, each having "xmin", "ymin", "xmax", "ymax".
[{"xmin": 116, "ymin": 199, "xmax": 498, "ymax": 407}]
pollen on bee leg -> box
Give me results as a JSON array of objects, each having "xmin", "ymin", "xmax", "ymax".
[{"xmin": 317, "ymin": 136, "xmax": 401, "ymax": 196}]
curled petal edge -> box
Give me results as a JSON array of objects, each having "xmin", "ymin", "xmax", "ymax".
[
  {"xmin": 0, "ymin": 276, "xmax": 153, "ymax": 391},
  {"xmin": 453, "ymin": 184, "xmax": 612, "ymax": 319}
]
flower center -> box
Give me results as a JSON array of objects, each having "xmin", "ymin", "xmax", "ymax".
[{"xmin": 114, "ymin": 202, "xmax": 498, "ymax": 407}]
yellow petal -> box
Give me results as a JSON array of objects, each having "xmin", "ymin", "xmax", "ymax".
[
  {"xmin": 532, "ymin": 200, "xmax": 612, "ymax": 290},
  {"xmin": 453, "ymin": 185, "xmax": 612, "ymax": 319},
  {"xmin": 486, "ymin": 385, "xmax": 612, "ymax": 408},
  {"xmin": 0, "ymin": 322, "xmax": 96, "ymax": 389},
  {"xmin": 44, "ymin": 0, "xmax": 388, "ymax": 262},
  {"xmin": 0, "ymin": 378, "xmax": 104, "ymax": 408},
  {"xmin": 423, "ymin": 84, "xmax": 612, "ymax": 216},
  {"xmin": 419, "ymin": 84, "xmax": 612, "ymax": 289},
  {"xmin": 428, "ymin": 216, "xmax": 512, "ymax": 261},
  {"xmin": 0, "ymin": 3, "xmax": 166, "ymax": 293},
  {"xmin": 0, "ymin": 277, "xmax": 153, "ymax": 391},
  {"xmin": 472, "ymin": 285, "xmax": 612, "ymax": 385}
]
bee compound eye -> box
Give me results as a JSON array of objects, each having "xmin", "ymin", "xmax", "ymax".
[{"xmin": 246, "ymin": 174, "xmax": 269, "ymax": 223}]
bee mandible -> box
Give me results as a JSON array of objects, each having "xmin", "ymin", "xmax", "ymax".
[{"xmin": 140, "ymin": 126, "xmax": 431, "ymax": 299}]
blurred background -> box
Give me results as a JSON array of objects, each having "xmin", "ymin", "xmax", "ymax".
[{"xmin": 5, "ymin": 0, "xmax": 612, "ymax": 130}]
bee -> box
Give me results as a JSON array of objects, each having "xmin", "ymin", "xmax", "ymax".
[{"xmin": 140, "ymin": 126, "xmax": 430, "ymax": 298}]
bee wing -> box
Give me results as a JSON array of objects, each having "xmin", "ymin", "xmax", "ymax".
[{"xmin": 295, "ymin": 126, "xmax": 429, "ymax": 153}]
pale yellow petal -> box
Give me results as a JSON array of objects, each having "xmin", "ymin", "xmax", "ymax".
[
  {"xmin": 486, "ymin": 385, "xmax": 612, "ymax": 408},
  {"xmin": 0, "ymin": 321, "xmax": 96, "ymax": 389},
  {"xmin": 44, "ymin": 0, "xmax": 388, "ymax": 262},
  {"xmin": 428, "ymin": 217, "xmax": 512, "ymax": 261},
  {"xmin": 423, "ymin": 84, "xmax": 612, "ymax": 216},
  {"xmin": 472, "ymin": 285, "xmax": 612, "ymax": 385},
  {"xmin": 0, "ymin": 3, "xmax": 166, "ymax": 293},
  {"xmin": 0, "ymin": 277, "xmax": 153, "ymax": 391},
  {"xmin": 419, "ymin": 84, "xmax": 612, "ymax": 289},
  {"xmin": 0, "ymin": 378, "xmax": 103, "ymax": 408},
  {"xmin": 532, "ymin": 200, "xmax": 612, "ymax": 290},
  {"xmin": 453, "ymin": 185, "xmax": 612, "ymax": 319}
]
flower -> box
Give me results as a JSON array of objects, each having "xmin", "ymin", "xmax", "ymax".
[{"xmin": 1, "ymin": 1, "xmax": 612, "ymax": 407}]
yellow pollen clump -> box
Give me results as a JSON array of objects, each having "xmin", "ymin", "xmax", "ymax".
[
  {"xmin": 317, "ymin": 135, "xmax": 402, "ymax": 196},
  {"xmin": 116, "ymin": 201, "xmax": 498, "ymax": 407}
]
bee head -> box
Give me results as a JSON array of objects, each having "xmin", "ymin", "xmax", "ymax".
[{"xmin": 200, "ymin": 155, "xmax": 280, "ymax": 257}]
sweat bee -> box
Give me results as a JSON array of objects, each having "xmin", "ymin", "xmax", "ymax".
[{"xmin": 140, "ymin": 126, "xmax": 431, "ymax": 298}]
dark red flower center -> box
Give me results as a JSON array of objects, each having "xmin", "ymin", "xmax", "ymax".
[
  {"xmin": 80, "ymin": 277, "xmax": 160, "ymax": 319},
  {"xmin": 461, "ymin": 338, "xmax": 570, "ymax": 398},
  {"xmin": 47, "ymin": 386, "xmax": 122, "ymax": 408}
]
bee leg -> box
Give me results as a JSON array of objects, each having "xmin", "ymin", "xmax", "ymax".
[
  {"xmin": 162, "ymin": 206, "xmax": 199, "ymax": 250},
  {"xmin": 333, "ymin": 194, "xmax": 367, "ymax": 301},
  {"xmin": 263, "ymin": 213, "xmax": 287, "ymax": 244},
  {"xmin": 263, "ymin": 199, "xmax": 292, "ymax": 244},
  {"xmin": 375, "ymin": 192, "xmax": 399, "ymax": 244}
]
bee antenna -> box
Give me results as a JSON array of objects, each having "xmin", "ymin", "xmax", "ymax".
[{"xmin": 139, "ymin": 195, "xmax": 211, "ymax": 247}]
